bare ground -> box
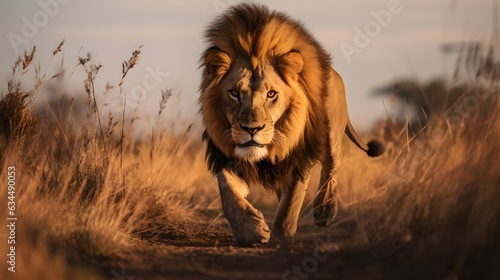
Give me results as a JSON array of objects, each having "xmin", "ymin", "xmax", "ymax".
[{"xmin": 82, "ymin": 209, "xmax": 461, "ymax": 280}]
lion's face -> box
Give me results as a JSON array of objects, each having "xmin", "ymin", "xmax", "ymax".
[
  {"xmin": 220, "ymin": 60, "xmax": 293, "ymax": 162},
  {"xmin": 201, "ymin": 49, "xmax": 307, "ymax": 163}
]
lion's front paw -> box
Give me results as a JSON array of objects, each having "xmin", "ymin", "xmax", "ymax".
[
  {"xmin": 229, "ymin": 207, "xmax": 270, "ymax": 247},
  {"xmin": 313, "ymin": 200, "xmax": 338, "ymax": 227}
]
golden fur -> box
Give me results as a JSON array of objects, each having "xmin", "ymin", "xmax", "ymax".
[{"xmin": 199, "ymin": 4, "xmax": 384, "ymax": 246}]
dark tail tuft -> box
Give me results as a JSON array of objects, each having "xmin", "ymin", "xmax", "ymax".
[{"xmin": 366, "ymin": 140, "xmax": 385, "ymax": 157}]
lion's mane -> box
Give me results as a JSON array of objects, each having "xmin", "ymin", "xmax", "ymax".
[{"xmin": 200, "ymin": 4, "xmax": 332, "ymax": 189}]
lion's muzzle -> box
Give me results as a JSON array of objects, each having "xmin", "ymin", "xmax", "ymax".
[{"xmin": 232, "ymin": 119, "xmax": 273, "ymax": 162}]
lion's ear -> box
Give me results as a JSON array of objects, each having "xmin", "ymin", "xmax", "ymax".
[
  {"xmin": 204, "ymin": 48, "xmax": 231, "ymax": 76},
  {"xmin": 278, "ymin": 51, "xmax": 304, "ymax": 78}
]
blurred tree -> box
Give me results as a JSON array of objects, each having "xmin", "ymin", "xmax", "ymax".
[
  {"xmin": 374, "ymin": 41, "xmax": 499, "ymax": 131},
  {"xmin": 373, "ymin": 78, "xmax": 468, "ymax": 128}
]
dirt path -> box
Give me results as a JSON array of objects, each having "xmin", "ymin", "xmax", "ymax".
[{"xmin": 90, "ymin": 211, "xmax": 451, "ymax": 280}]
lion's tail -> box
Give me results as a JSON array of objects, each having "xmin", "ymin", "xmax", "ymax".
[{"xmin": 345, "ymin": 119, "xmax": 385, "ymax": 157}]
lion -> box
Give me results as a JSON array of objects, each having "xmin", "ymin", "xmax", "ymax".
[{"xmin": 200, "ymin": 4, "xmax": 384, "ymax": 246}]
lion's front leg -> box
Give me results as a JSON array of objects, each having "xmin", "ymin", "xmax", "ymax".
[
  {"xmin": 217, "ymin": 164, "xmax": 270, "ymax": 247},
  {"xmin": 272, "ymin": 172, "xmax": 310, "ymax": 239}
]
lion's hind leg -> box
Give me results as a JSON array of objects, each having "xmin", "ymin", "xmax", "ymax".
[
  {"xmin": 313, "ymin": 141, "xmax": 340, "ymax": 227},
  {"xmin": 217, "ymin": 163, "xmax": 270, "ymax": 247},
  {"xmin": 313, "ymin": 68, "xmax": 345, "ymax": 227}
]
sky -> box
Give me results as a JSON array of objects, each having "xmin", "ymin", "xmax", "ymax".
[{"xmin": 0, "ymin": 0, "xmax": 496, "ymax": 130}]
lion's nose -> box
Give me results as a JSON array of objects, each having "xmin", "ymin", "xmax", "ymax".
[{"xmin": 240, "ymin": 124, "xmax": 265, "ymax": 136}]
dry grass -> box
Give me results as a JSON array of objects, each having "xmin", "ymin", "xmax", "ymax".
[
  {"xmin": 0, "ymin": 44, "xmax": 215, "ymax": 280},
  {"xmin": 0, "ymin": 42, "xmax": 499, "ymax": 279}
]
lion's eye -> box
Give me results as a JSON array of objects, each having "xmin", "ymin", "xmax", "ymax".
[
  {"xmin": 228, "ymin": 89, "xmax": 240, "ymax": 100},
  {"xmin": 267, "ymin": 90, "xmax": 278, "ymax": 100}
]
